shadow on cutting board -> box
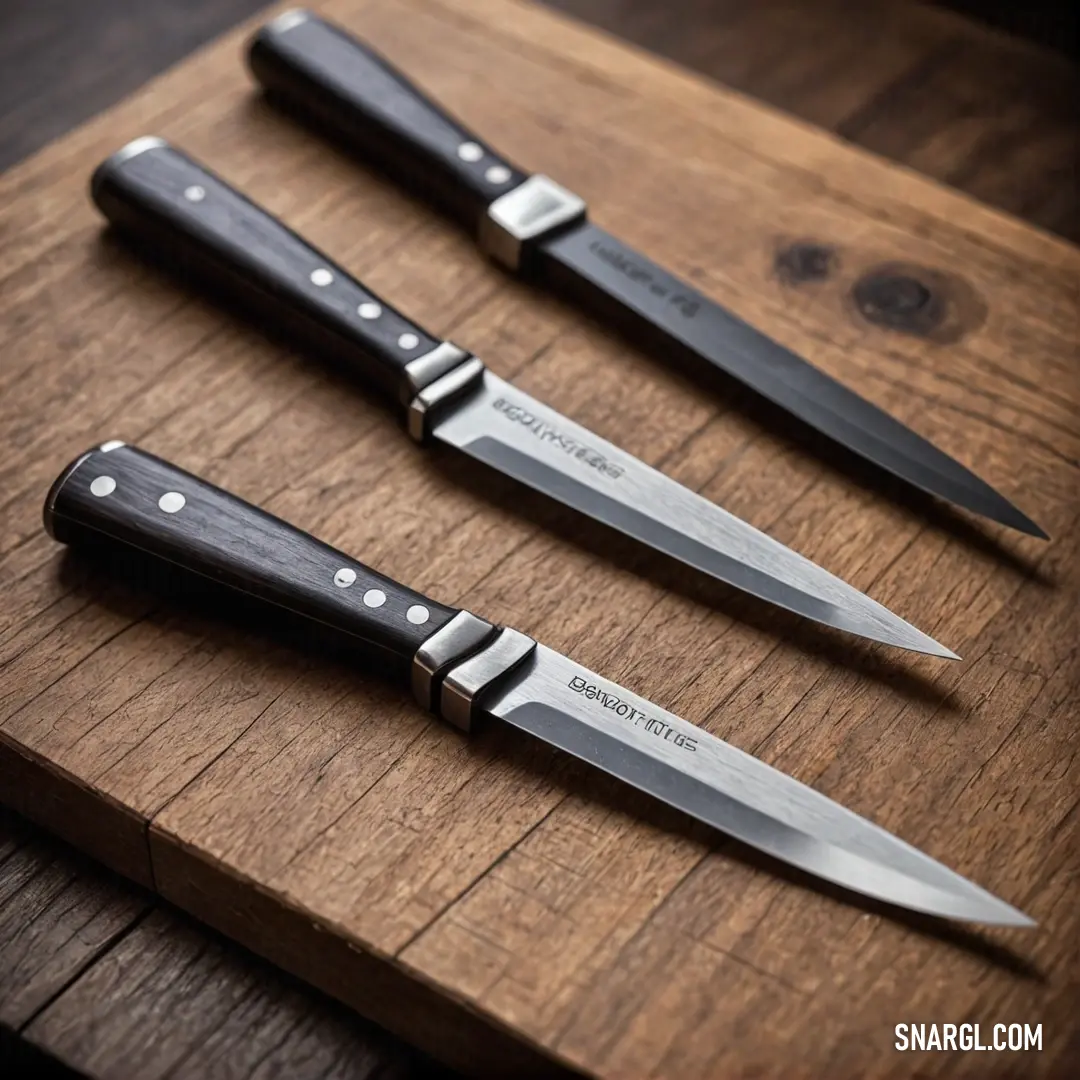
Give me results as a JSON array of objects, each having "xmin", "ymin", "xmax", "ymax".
[{"xmin": 52, "ymin": 544, "xmax": 1044, "ymax": 980}]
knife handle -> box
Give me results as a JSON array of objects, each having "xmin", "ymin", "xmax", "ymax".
[
  {"xmin": 248, "ymin": 9, "xmax": 527, "ymax": 230},
  {"xmin": 43, "ymin": 442, "xmax": 460, "ymax": 668},
  {"xmin": 247, "ymin": 10, "xmax": 587, "ymax": 272},
  {"xmin": 91, "ymin": 137, "xmax": 473, "ymax": 408}
]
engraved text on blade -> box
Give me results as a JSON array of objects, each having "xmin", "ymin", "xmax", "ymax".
[
  {"xmin": 493, "ymin": 397, "xmax": 624, "ymax": 479},
  {"xmin": 568, "ymin": 675, "xmax": 698, "ymax": 752},
  {"xmin": 589, "ymin": 239, "xmax": 700, "ymax": 318}
]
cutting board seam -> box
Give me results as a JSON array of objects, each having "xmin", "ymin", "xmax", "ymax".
[
  {"xmin": 144, "ymin": 817, "xmax": 593, "ymax": 1077},
  {"xmin": 0, "ymin": 732, "xmax": 156, "ymax": 887}
]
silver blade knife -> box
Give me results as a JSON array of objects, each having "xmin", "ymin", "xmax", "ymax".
[
  {"xmin": 91, "ymin": 137, "xmax": 954, "ymax": 657},
  {"xmin": 42, "ymin": 441, "xmax": 1033, "ymax": 926},
  {"xmin": 245, "ymin": 9, "xmax": 1046, "ymax": 541}
]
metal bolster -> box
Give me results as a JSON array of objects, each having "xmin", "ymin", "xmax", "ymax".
[
  {"xmin": 478, "ymin": 175, "xmax": 587, "ymax": 273},
  {"xmin": 265, "ymin": 8, "xmax": 310, "ymax": 34},
  {"xmin": 410, "ymin": 610, "xmax": 497, "ymax": 712},
  {"xmin": 400, "ymin": 342, "xmax": 471, "ymax": 406},
  {"xmin": 104, "ymin": 135, "xmax": 167, "ymax": 167},
  {"xmin": 91, "ymin": 137, "xmax": 167, "ymax": 204},
  {"xmin": 439, "ymin": 628, "xmax": 537, "ymax": 732},
  {"xmin": 406, "ymin": 354, "xmax": 486, "ymax": 442}
]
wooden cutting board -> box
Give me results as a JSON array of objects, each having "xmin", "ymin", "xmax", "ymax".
[{"xmin": 1, "ymin": 0, "xmax": 1077, "ymax": 1075}]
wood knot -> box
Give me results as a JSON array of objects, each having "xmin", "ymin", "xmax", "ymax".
[
  {"xmin": 850, "ymin": 262, "xmax": 986, "ymax": 343},
  {"xmin": 853, "ymin": 269, "xmax": 940, "ymax": 330},
  {"xmin": 774, "ymin": 241, "xmax": 838, "ymax": 285}
]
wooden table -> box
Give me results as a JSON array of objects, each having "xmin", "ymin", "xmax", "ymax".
[
  {"xmin": 0, "ymin": 807, "xmax": 449, "ymax": 1079},
  {"xmin": 1, "ymin": 0, "xmax": 1077, "ymax": 1076}
]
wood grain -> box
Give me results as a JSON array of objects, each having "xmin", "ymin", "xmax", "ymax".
[
  {"xmin": 544, "ymin": 0, "xmax": 1080, "ymax": 241},
  {"xmin": 3, "ymin": 2, "xmax": 1076, "ymax": 241},
  {"xmin": 0, "ymin": 810, "xmax": 451, "ymax": 1079},
  {"xmin": 0, "ymin": 0, "xmax": 1077, "ymax": 1076}
]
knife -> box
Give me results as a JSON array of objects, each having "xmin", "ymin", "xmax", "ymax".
[
  {"xmin": 245, "ymin": 9, "xmax": 1047, "ymax": 541},
  {"xmin": 91, "ymin": 137, "xmax": 955, "ymax": 658},
  {"xmin": 42, "ymin": 440, "xmax": 1032, "ymax": 926}
]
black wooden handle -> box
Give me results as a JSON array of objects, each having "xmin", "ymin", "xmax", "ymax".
[
  {"xmin": 247, "ymin": 9, "xmax": 529, "ymax": 230},
  {"xmin": 91, "ymin": 137, "xmax": 441, "ymax": 401},
  {"xmin": 44, "ymin": 442, "xmax": 458, "ymax": 666}
]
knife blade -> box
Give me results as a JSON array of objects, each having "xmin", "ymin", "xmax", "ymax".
[
  {"xmin": 245, "ymin": 9, "xmax": 1047, "ymax": 541},
  {"xmin": 91, "ymin": 137, "xmax": 955, "ymax": 657},
  {"xmin": 42, "ymin": 441, "xmax": 1033, "ymax": 926}
]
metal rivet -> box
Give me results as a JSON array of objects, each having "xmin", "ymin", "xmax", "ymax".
[
  {"xmin": 99, "ymin": 440, "xmax": 125, "ymax": 453},
  {"xmin": 90, "ymin": 476, "xmax": 116, "ymax": 497},
  {"xmin": 485, "ymin": 165, "xmax": 511, "ymax": 184},
  {"xmin": 158, "ymin": 491, "xmax": 185, "ymax": 514},
  {"xmin": 334, "ymin": 568, "xmax": 356, "ymax": 588},
  {"xmin": 310, "ymin": 268, "xmax": 334, "ymax": 287},
  {"xmin": 398, "ymin": 333, "xmax": 420, "ymax": 350},
  {"xmin": 363, "ymin": 589, "xmax": 386, "ymax": 608},
  {"xmin": 406, "ymin": 605, "xmax": 430, "ymax": 625},
  {"xmin": 458, "ymin": 141, "xmax": 483, "ymax": 162},
  {"xmin": 184, "ymin": 185, "xmax": 206, "ymax": 202},
  {"xmin": 358, "ymin": 301, "xmax": 382, "ymax": 320}
]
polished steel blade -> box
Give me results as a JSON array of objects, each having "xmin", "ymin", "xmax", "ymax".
[
  {"xmin": 483, "ymin": 645, "xmax": 1032, "ymax": 926},
  {"xmin": 537, "ymin": 223, "xmax": 1047, "ymax": 539},
  {"xmin": 433, "ymin": 370, "xmax": 956, "ymax": 657}
]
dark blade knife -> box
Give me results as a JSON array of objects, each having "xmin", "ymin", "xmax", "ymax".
[
  {"xmin": 42, "ymin": 440, "xmax": 1033, "ymax": 925},
  {"xmin": 91, "ymin": 137, "xmax": 955, "ymax": 657},
  {"xmin": 245, "ymin": 9, "xmax": 1046, "ymax": 541}
]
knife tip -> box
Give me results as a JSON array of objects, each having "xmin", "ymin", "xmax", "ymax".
[
  {"xmin": 945, "ymin": 880, "xmax": 1036, "ymax": 928},
  {"xmin": 820, "ymin": 599, "xmax": 960, "ymax": 659},
  {"xmin": 1018, "ymin": 518, "xmax": 1051, "ymax": 542},
  {"xmin": 977, "ymin": 491, "xmax": 1049, "ymax": 540},
  {"xmin": 890, "ymin": 616, "xmax": 960, "ymax": 660},
  {"xmin": 996, "ymin": 498, "xmax": 1050, "ymax": 540},
  {"xmin": 975, "ymin": 903, "xmax": 1038, "ymax": 929},
  {"xmin": 895, "ymin": 629, "xmax": 961, "ymax": 661},
  {"xmin": 928, "ymin": 642, "xmax": 962, "ymax": 662}
]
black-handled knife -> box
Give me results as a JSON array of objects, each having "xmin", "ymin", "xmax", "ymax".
[
  {"xmin": 43, "ymin": 440, "xmax": 1032, "ymax": 927},
  {"xmin": 251, "ymin": 8, "xmax": 534, "ymax": 237},
  {"xmin": 246, "ymin": 9, "xmax": 1046, "ymax": 540},
  {"xmin": 91, "ymin": 138, "xmax": 957, "ymax": 657},
  {"xmin": 91, "ymin": 135, "xmax": 458, "ymax": 406}
]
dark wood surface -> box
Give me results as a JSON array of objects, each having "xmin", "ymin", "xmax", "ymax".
[
  {"xmin": 935, "ymin": 0, "xmax": 1077, "ymax": 56},
  {"xmin": 0, "ymin": 808, "xmax": 450, "ymax": 1079},
  {"xmin": 0, "ymin": 0, "xmax": 272, "ymax": 172},
  {"xmin": 0, "ymin": 1, "xmax": 1077, "ymax": 1079},
  {"xmin": 2, "ymin": 0, "xmax": 1077, "ymax": 242},
  {"xmin": 542, "ymin": 0, "xmax": 1079, "ymax": 242}
]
